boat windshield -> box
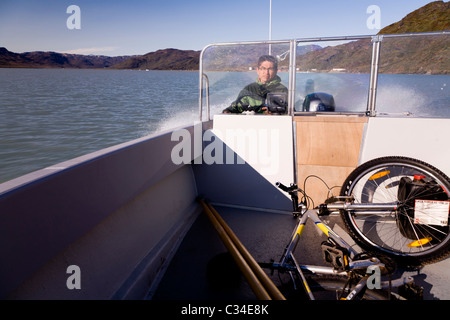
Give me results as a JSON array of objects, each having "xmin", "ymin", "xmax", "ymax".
[{"xmin": 199, "ymin": 32, "xmax": 449, "ymax": 119}]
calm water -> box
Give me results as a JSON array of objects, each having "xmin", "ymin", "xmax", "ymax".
[
  {"xmin": 0, "ymin": 68, "xmax": 449, "ymax": 183},
  {"xmin": 0, "ymin": 69, "xmax": 199, "ymax": 183}
]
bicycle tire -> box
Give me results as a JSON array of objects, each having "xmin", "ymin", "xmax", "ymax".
[{"xmin": 340, "ymin": 156, "xmax": 450, "ymax": 265}]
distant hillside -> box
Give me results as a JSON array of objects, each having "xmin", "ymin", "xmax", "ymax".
[
  {"xmin": 202, "ymin": 44, "xmax": 322, "ymax": 71},
  {"xmin": 111, "ymin": 48, "xmax": 200, "ymax": 70},
  {"xmin": 379, "ymin": 0, "xmax": 450, "ymax": 34},
  {"xmin": 1, "ymin": 1, "xmax": 448, "ymax": 71},
  {"xmin": 297, "ymin": 1, "xmax": 450, "ymax": 74},
  {"xmin": 297, "ymin": 40, "xmax": 373, "ymax": 73},
  {"xmin": 0, "ymin": 48, "xmax": 134, "ymax": 69}
]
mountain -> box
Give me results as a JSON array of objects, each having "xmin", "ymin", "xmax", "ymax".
[
  {"xmin": 297, "ymin": 39, "xmax": 373, "ymax": 73},
  {"xmin": 0, "ymin": 47, "xmax": 199, "ymax": 70},
  {"xmin": 0, "ymin": 48, "xmax": 135, "ymax": 69},
  {"xmin": 1, "ymin": 1, "xmax": 448, "ymax": 71},
  {"xmin": 0, "ymin": 47, "xmax": 32, "ymax": 68},
  {"xmin": 379, "ymin": 0, "xmax": 450, "ymax": 34},
  {"xmin": 297, "ymin": 1, "xmax": 449, "ymax": 74},
  {"xmin": 111, "ymin": 48, "xmax": 200, "ymax": 70},
  {"xmin": 202, "ymin": 44, "xmax": 322, "ymax": 71}
]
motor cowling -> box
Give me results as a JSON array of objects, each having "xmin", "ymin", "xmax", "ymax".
[{"xmin": 302, "ymin": 92, "xmax": 335, "ymax": 112}]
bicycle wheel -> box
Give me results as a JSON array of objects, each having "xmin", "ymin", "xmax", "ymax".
[{"xmin": 340, "ymin": 156, "xmax": 450, "ymax": 265}]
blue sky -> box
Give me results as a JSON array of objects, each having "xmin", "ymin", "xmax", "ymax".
[{"xmin": 0, "ymin": 0, "xmax": 436, "ymax": 56}]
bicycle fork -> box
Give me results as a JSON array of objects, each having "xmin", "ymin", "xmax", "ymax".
[
  {"xmin": 278, "ymin": 212, "xmax": 318, "ymax": 300},
  {"xmin": 282, "ymin": 236, "xmax": 316, "ymax": 300}
]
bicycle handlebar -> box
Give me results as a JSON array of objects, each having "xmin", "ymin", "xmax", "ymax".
[
  {"xmin": 276, "ymin": 182, "xmax": 297, "ymax": 193},
  {"xmin": 276, "ymin": 182, "xmax": 289, "ymax": 192},
  {"xmin": 276, "ymin": 182, "xmax": 302, "ymax": 215}
]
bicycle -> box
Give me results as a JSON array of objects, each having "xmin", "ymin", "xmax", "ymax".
[
  {"xmin": 260, "ymin": 156, "xmax": 450, "ymax": 300},
  {"xmin": 260, "ymin": 183, "xmax": 414, "ymax": 300}
]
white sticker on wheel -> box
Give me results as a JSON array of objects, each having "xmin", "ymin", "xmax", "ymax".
[{"xmin": 414, "ymin": 200, "xmax": 450, "ymax": 227}]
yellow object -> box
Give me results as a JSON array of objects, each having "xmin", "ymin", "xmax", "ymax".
[
  {"xmin": 407, "ymin": 237, "xmax": 432, "ymax": 247},
  {"xmin": 369, "ymin": 170, "xmax": 390, "ymax": 180}
]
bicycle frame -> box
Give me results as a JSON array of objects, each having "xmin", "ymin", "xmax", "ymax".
[
  {"xmin": 276, "ymin": 209, "xmax": 367, "ymax": 299},
  {"xmin": 268, "ymin": 183, "xmax": 413, "ymax": 300},
  {"xmin": 281, "ymin": 207, "xmax": 359, "ymax": 266}
]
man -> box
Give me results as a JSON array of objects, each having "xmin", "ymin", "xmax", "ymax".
[{"xmin": 222, "ymin": 55, "xmax": 288, "ymax": 114}]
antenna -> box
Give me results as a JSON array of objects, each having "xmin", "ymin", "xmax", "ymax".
[{"xmin": 269, "ymin": 0, "xmax": 272, "ymax": 55}]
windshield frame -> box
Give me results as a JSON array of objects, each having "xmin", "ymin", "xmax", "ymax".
[{"xmin": 198, "ymin": 31, "xmax": 450, "ymax": 121}]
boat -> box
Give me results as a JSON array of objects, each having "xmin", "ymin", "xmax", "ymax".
[{"xmin": 1, "ymin": 31, "xmax": 449, "ymax": 300}]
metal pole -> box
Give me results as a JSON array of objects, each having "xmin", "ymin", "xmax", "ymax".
[
  {"xmin": 269, "ymin": 0, "xmax": 272, "ymax": 55},
  {"xmin": 367, "ymin": 35, "xmax": 382, "ymax": 116},
  {"xmin": 199, "ymin": 200, "xmax": 273, "ymax": 300},
  {"xmin": 289, "ymin": 39, "xmax": 298, "ymax": 186},
  {"xmin": 205, "ymin": 201, "xmax": 286, "ymax": 300},
  {"xmin": 198, "ymin": 49, "xmax": 205, "ymax": 121},
  {"xmin": 288, "ymin": 39, "xmax": 297, "ymax": 115},
  {"xmin": 200, "ymin": 199, "xmax": 286, "ymax": 300}
]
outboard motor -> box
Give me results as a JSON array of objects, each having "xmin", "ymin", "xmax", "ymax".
[{"xmin": 302, "ymin": 92, "xmax": 335, "ymax": 112}]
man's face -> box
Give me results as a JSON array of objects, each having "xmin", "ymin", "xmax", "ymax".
[{"xmin": 257, "ymin": 61, "xmax": 277, "ymax": 84}]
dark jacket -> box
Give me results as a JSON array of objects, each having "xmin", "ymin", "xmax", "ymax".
[{"xmin": 223, "ymin": 76, "xmax": 288, "ymax": 113}]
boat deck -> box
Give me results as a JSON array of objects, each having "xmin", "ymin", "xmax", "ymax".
[
  {"xmin": 150, "ymin": 205, "xmax": 310, "ymax": 300},
  {"xmin": 150, "ymin": 205, "xmax": 450, "ymax": 300}
]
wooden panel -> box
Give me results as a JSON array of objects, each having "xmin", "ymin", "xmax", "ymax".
[
  {"xmin": 296, "ymin": 117, "xmax": 367, "ymax": 167},
  {"xmin": 297, "ymin": 165, "xmax": 355, "ymax": 207},
  {"xmin": 295, "ymin": 117, "xmax": 368, "ymax": 123},
  {"xmin": 295, "ymin": 116, "xmax": 368, "ymax": 205}
]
